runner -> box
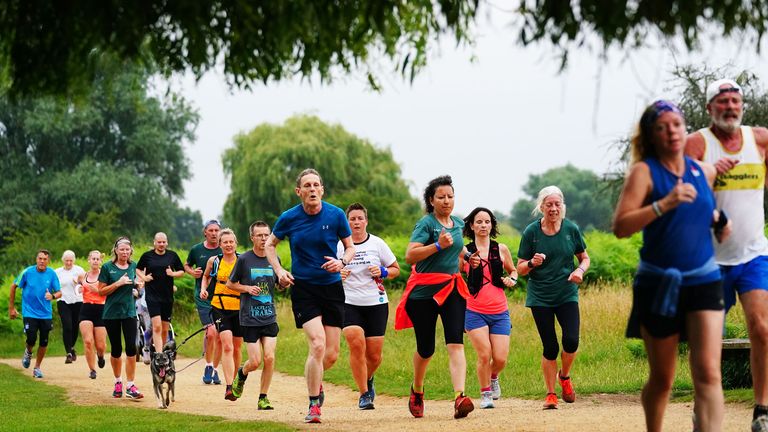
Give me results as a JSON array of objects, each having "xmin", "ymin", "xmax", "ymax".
[
  {"xmin": 77, "ymin": 250, "xmax": 108, "ymax": 379},
  {"xmin": 185, "ymin": 219, "xmax": 223, "ymax": 385},
  {"xmin": 461, "ymin": 207, "xmax": 518, "ymax": 409},
  {"xmin": 614, "ymin": 100, "xmax": 728, "ymax": 431},
  {"xmin": 98, "ymin": 236, "xmax": 144, "ymax": 399},
  {"xmin": 517, "ymin": 185, "xmax": 590, "ymax": 410},
  {"xmin": 337, "ymin": 203, "xmax": 400, "ymax": 410},
  {"xmin": 55, "ymin": 250, "xmax": 85, "ymax": 364},
  {"xmin": 201, "ymin": 228, "xmax": 241, "ymax": 401},
  {"xmin": 8, "ymin": 249, "xmax": 62, "ymax": 379},
  {"xmin": 137, "ymin": 232, "xmax": 184, "ymax": 353},
  {"xmin": 394, "ymin": 175, "xmax": 479, "ymax": 419},
  {"xmin": 685, "ymin": 78, "xmax": 768, "ymax": 431},
  {"xmin": 265, "ymin": 168, "xmax": 355, "ymax": 424},
  {"xmin": 228, "ymin": 221, "xmax": 284, "ymax": 410}
]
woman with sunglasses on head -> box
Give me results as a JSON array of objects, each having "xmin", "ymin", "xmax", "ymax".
[
  {"xmin": 98, "ymin": 237, "xmax": 143, "ymax": 399},
  {"xmin": 395, "ymin": 175, "xmax": 480, "ymax": 420},
  {"xmin": 614, "ymin": 100, "xmax": 730, "ymax": 432}
]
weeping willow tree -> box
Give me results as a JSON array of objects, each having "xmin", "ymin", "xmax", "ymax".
[{"xmin": 222, "ymin": 115, "xmax": 421, "ymax": 240}]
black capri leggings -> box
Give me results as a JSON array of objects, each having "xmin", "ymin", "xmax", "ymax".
[
  {"xmin": 104, "ymin": 317, "xmax": 138, "ymax": 358},
  {"xmin": 57, "ymin": 301, "xmax": 82, "ymax": 354},
  {"xmin": 530, "ymin": 302, "xmax": 580, "ymax": 361},
  {"xmin": 405, "ymin": 288, "xmax": 466, "ymax": 359}
]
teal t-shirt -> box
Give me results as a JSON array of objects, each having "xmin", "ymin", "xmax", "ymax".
[
  {"xmin": 186, "ymin": 242, "xmax": 222, "ymax": 309},
  {"xmin": 518, "ymin": 218, "xmax": 587, "ymax": 308},
  {"xmin": 98, "ymin": 261, "xmax": 138, "ymax": 319},
  {"xmin": 408, "ymin": 213, "xmax": 465, "ymax": 300}
]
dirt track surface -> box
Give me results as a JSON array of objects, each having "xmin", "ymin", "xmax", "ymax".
[{"xmin": 2, "ymin": 356, "xmax": 752, "ymax": 431}]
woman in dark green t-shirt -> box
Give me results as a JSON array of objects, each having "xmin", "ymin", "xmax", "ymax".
[
  {"xmin": 98, "ymin": 236, "xmax": 143, "ymax": 400},
  {"xmin": 517, "ymin": 186, "xmax": 590, "ymax": 410}
]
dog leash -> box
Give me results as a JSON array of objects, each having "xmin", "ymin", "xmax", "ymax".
[{"xmin": 174, "ymin": 319, "xmax": 221, "ymax": 374}]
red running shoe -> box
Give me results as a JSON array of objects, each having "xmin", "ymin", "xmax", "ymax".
[
  {"xmin": 558, "ymin": 371, "xmax": 576, "ymax": 403},
  {"xmin": 543, "ymin": 392, "xmax": 558, "ymax": 410},
  {"xmin": 408, "ymin": 386, "xmax": 424, "ymax": 418},
  {"xmin": 454, "ymin": 394, "xmax": 474, "ymax": 419}
]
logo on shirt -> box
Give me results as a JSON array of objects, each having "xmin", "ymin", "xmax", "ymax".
[{"xmin": 322, "ymin": 225, "xmax": 330, "ymax": 230}]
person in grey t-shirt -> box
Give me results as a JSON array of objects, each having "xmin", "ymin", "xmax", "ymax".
[{"xmin": 226, "ymin": 221, "xmax": 284, "ymax": 409}]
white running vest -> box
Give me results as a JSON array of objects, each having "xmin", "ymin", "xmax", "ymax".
[{"xmin": 700, "ymin": 125, "xmax": 768, "ymax": 265}]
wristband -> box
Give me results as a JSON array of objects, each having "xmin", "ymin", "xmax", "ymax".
[
  {"xmin": 577, "ymin": 266, "xmax": 586, "ymax": 273},
  {"xmin": 434, "ymin": 243, "xmax": 442, "ymax": 252},
  {"xmin": 509, "ymin": 276, "xmax": 517, "ymax": 283},
  {"xmin": 651, "ymin": 201, "xmax": 663, "ymax": 217},
  {"xmin": 341, "ymin": 258, "xmax": 348, "ymax": 266},
  {"xmin": 463, "ymin": 252, "xmax": 473, "ymax": 261},
  {"xmin": 379, "ymin": 266, "xmax": 389, "ymax": 278},
  {"xmin": 527, "ymin": 260, "xmax": 534, "ymax": 269}
]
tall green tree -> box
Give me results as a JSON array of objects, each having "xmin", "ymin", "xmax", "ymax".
[
  {"xmin": 510, "ymin": 164, "xmax": 614, "ymax": 232},
  {"xmin": 222, "ymin": 115, "xmax": 421, "ymax": 240},
  {"xmin": 0, "ymin": 58, "xmax": 199, "ymax": 237}
]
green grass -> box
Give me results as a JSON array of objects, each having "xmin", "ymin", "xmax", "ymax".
[{"xmin": 0, "ymin": 363, "xmax": 295, "ymax": 431}]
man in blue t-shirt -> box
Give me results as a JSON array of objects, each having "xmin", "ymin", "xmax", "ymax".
[
  {"xmin": 265, "ymin": 168, "xmax": 354, "ymax": 424},
  {"xmin": 8, "ymin": 249, "xmax": 62, "ymax": 379}
]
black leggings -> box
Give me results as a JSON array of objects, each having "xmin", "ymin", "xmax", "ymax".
[
  {"xmin": 57, "ymin": 301, "xmax": 81, "ymax": 353},
  {"xmin": 405, "ymin": 288, "xmax": 466, "ymax": 359},
  {"xmin": 531, "ymin": 302, "xmax": 580, "ymax": 361},
  {"xmin": 104, "ymin": 317, "xmax": 138, "ymax": 358}
]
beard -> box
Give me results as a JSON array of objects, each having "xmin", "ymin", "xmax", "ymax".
[{"xmin": 712, "ymin": 111, "xmax": 743, "ymax": 133}]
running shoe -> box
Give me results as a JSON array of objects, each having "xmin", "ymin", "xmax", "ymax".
[
  {"xmin": 202, "ymin": 365, "xmax": 214, "ymax": 384},
  {"xmin": 125, "ymin": 384, "xmax": 143, "ymax": 399},
  {"xmin": 22, "ymin": 349, "xmax": 32, "ymax": 369},
  {"xmin": 258, "ymin": 397, "xmax": 274, "ymax": 410},
  {"xmin": 318, "ymin": 384, "xmax": 325, "ymax": 407},
  {"xmin": 753, "ymin": 414, "xmax": 768, "ymax": 432},
  {"xmin": 65, "ymin": 353, "xmax": 73, "ymax": 364},
  {"xmin": 224, "ymin": 387, "xmax": 237, "ymax": 401},
  {"xmin": 304, "ymin": 404, "xmax": 321, "ymax": 423},
  {"xmin": 113, "ymin": 382, "xmax": 123, "ymax": 398},
  {"xmin": 32, "ymin": 368, "xmax": 43, "ymax": 379},
  {"xmin": 454, "ymin": 393, "xmax": 474, "ymax": 419},
  {"xmin": 71, "ymin": 349, "xmax": 77, "ymax": 361},
  {"xmin": 543, "ymin": 392, "xmax": 558, "ymax": 410},
  {"xmin": 480, "ymin": 390, "xmax": 495, "ymax": 409},
  {"xmin": 97, "ymin": 355, "xmax": 105, "ymax": 369},
  {"xmin": 368, "ymin": 376, "xmax": 376, "ymax": 402},
  {"xmin": 358, "ymin": 391, "xmax": 374, "ymax": 410},
  {"xmin": 142, "ymin": 346, "xmax": 151, "ymax": 365},
  {"xmin": 408, "ymin": 386, "xmax": 424, "ymax": 418},
  {"xmin": 558, "ymin": 371, "xmax": 576, "ymax": 403},
  {"xmin": 490, "ymin": 377, "xmax": 501, "ymax": 400},
  {"xmin": 89, "ymin": 370, "xmax": 97, "ymax": 380},
  {"xmin": 212, "ymin": 369, "xmax": 221, "ymax": 385},
  {"xmin": 231, "ymin": 368, "xmax": 246, "ymax": 399}
]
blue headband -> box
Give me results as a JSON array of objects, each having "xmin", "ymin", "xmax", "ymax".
[{"xmin": 642, "ymin": 100, "xmax": 684, "ymax": 130}]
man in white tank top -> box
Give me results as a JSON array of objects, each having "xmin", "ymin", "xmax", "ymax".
[{"xmin": 685, "ymin": 78, "xmax": 768, "ymax": 430}]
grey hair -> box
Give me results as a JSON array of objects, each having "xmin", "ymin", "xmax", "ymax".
[
  {"xmin": 532, "ymin": 185, "xmax": 566, "ymax": 219},
  {"xmin": 62, "ymin": 250, "xmax": 76, "ymax": 261}
]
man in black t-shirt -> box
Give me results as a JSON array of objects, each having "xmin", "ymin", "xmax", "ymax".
[
  {"xmin": 227, "ymin": 221, "xmax": 282, "ymax": 409},
  {"xmin": 137, "ymin": 232, "xmax": 185, "ymax": 352}
]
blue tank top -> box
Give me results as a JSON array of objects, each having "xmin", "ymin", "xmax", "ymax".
[{"xmin": 640, "ymin": 157, "xmax": 720, "ymax": 285}]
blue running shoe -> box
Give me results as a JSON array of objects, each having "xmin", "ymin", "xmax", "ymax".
[
  {"xmin": 22, "ymin": 349, "xmax": 32, "ymax": 369},
  {"xmin": 202, "ymin": 365, "xmax": 214, "ymax": 384},
  {"xmin": 212, "ymin": 369, "xmax": 221, "ymax": 385},
  {"xmin": 358, "ymin": 391, "xmax": 374, "ymax": 410},
  {"xmin": 367, "ymin": 376, "xmax": 375, "ymax": 402},
  {"xmin": 33, "ymin": 368, "xmax": 43, "ymax": 379}
]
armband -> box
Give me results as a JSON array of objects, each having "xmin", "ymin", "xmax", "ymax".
[
  {"xmin": 434, "ymin": 243, "xmax": 442, "ymax": 252},
  {"xmin": 379, "ymin": 266, "xmax": 389, "ymax": 278}
]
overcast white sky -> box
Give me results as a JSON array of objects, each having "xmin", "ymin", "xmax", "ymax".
[{"xmin": 174, "ymin": 10, "xmax": 768, "ymax": 220}]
